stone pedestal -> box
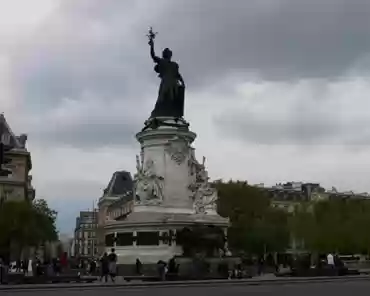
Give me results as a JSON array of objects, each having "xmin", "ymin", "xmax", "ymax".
[
  {"xmin": 135, "ymin": 117, "xmax": 196, "ymax": 210},
  {"xmin": 102, "ymin": 117, "xmax": 229, "ymax": 264}
]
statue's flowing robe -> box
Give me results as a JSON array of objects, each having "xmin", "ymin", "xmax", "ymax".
[{"xmin": 151, "ymin": 59, "xmax": 185, "ymax": 118}]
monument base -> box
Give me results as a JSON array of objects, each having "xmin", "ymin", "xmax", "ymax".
[
  {"xmin": 104, "ymin": 210, "xmax": 229, "ymax": 264},
  {"xmin": 100, "ymin": 116, "xmax": 229, "ymax": 264}
]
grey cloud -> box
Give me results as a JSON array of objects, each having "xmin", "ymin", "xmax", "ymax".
[
  {"xmin": 31, "ymin": 121, "xmax": 139, "ymax": 149},
  {"xmin": 13, "ymin": 0, "xmax": 163, "ymax": 109},
  {"xmin": 11, "ymin": 0, "xmax": 370, "ymax": 149},
  {"xmin": 154, "ymin": 0, "xmax": 370, "ymax": 84},
  {"xmin": 16, "ymin": 0, "xmax": 370, "ymax": 108},
  {"xmin": 12, "ymin": 0, "xmax": 163, "ymax": 148},
  {"xmin": 217, "ymin": 112, "xmax": 343, "ymax": 145},
  {"xmin": 215, "ymin": 80, "xmax": 370, "ymax": 146}
]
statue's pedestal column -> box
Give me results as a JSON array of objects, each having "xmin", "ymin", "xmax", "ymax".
[{"xmin": 135, "ymin": 117, "xmax": 196, "ymax": 211}]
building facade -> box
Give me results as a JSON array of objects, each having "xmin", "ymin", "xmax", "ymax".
[
  {"xmin": 97, "ymin": 171, "xmax": 134, "ymax": 255},
  {"xmin": 254, "ymin": 181, "xmax": 370, "ymax": 210},
  {"xmin": 0, "ymin": 114, "xmax": 35, "ymax": 203},
  {"xmin": 253, "ymin": 182, "xmax": 325, "ymax": 212},
  {"xmin": 74, "ymin": 211, "xmax": 98, "ymax": 258},
  {"xmin": 59, "ymin": 233, "xmax": 74, "ymax": 257}
]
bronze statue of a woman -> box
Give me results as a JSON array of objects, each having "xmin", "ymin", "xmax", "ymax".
[{"xmin": 147, "ymin": 27, "xmax": 186, "ymax": 119}]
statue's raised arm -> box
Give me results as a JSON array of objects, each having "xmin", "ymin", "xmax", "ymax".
[{"xmin": 147, "ymin": 27, "xmax": 160, "ymax": 63}]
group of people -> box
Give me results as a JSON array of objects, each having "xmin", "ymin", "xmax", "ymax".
[
  {"xmin": 29, "ymin": 256, "xmax": 65, "ymax": 276},
  {"xmin": 44, "ymin": 257, "xmax": 64, "ymax": 276},
  {"xmin": 99, "ymin": 248, "xmax": 117, "ymax": 282},
  {"xmin": 135, "ymin": 257, "xmax": 179, "ymax": 281},
  {"xmin": 12, "ymin": 259, "xmax": 29, "ymax": 274},
  {"xmin": 0, "ymin": 255, "xmax": 65, "ymax": 283},
  {"xmin": 2, "ymin": 257, "xmax": 42, "ymax": 276}
]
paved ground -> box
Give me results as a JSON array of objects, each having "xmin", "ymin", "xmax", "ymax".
[{"xmin": 2, "ymin": 280, "xmax": 370, "ymax": 296}]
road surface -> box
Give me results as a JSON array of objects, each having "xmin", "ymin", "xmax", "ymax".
[{"xmin": 3, "ymin": 280, "xmax": 370, "ymax": 296}]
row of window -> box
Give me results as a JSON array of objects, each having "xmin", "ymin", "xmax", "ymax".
[
  {"xmin": 75, "ymin": 231, "xmax": 96, "ymax": 239},
  {"xmin": 75, "ymin": 239, "xmax": 96, "ymax": 246},
  {"xmin": 79, "ymin": 223, "xmax": 97, "ymax": 229},
  {"xmin": 105, "ymin": 231, "xmax": 175, "ymax": 247},
  {"xmin": 0, "ymin": 189, "xmax": 23, "ymax": 201}
]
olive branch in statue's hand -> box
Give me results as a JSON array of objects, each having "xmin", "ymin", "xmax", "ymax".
[{"xmin": 147, "ymin": 27, "xmax": 157, "ymax": 46}]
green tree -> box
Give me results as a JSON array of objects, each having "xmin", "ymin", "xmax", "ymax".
[
  {"xmin": 32, "ymin": 199, "xmax": 58, "ymax": 244},
  {"xmin": 348, "ymin": 200, "xmax": 370, "ymax": 254},
  {"xmin": 291, "ymin": 199, "xmax": 370, "ymax": 255},
  {"xmin": 215, "ymin": 180, "xmax": 290, "ymax": 255},
  {"xmin": 0, "ymin": 199, "xmax": 58, "ymax": 260},
  {"xmin": 0, "ymin": 200, "xmax": 34, "ymax": 258},
  {"xmin": 257, "ymin": 207, "xmax": 291, "ymax": 253}
]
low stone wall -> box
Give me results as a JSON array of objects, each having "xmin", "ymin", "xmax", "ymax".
[
  {"xmin": 116, "ymin": 263, "xmax": 158, "ymax": 276},
  {"xmin": 344, "ymin": 261, "xmax": 370, "ymax": 270},
  {"xmin": 116, "ymin": 256, "xmax": 242, "ymax": 277}
]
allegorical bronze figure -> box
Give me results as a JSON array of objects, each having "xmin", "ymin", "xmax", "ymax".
[{"xmin": 147, "ymin": 27, "xmax": 185, "ymax": 119}]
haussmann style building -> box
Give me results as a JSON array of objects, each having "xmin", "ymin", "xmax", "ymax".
[
  {"xmin": 0, "ymin": 114, "xmax": 35, "ymax": 203},
  {"xmin": 74, "ymin": 210, "xmax": 98, "ymax": 258}
]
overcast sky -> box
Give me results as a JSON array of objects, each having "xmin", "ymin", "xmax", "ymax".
[{"xmin": 3, "ymin": 0, "xmax": 370, "ymax": 234}]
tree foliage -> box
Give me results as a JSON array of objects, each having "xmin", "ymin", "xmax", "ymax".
[
  {"xmin": 32, "ymin": 199, "xmax": 58, "ymax": 243},
  {"xmin": 215, "ymin": 180, "xmax": 290, "ymax": 255},
  {"xmin": 291, "ymin": 199, "xmax": 370, "ymax": 254},
  {"xmin": 0, "ymin": 199, "xmax": 58, "ymax": 258},
  {"xmin": 190, "ymin": 179, "xmax": 370, "ymax": 256}
]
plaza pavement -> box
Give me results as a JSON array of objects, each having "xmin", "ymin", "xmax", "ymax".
[
  {"xmin": 1, "ymin": 273, "xmax": 370, "ymax": 292},
  {"xmin": 2, "ymin": 279, "xmax": 370, "ymax": 296}
]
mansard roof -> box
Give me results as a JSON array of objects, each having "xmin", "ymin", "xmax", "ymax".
[
  {"xmin": 0, "ymin": 113, "xmax": 31, "ymax": 170},
  {"xmin": 103, "ymin": 171, "xmax": 133, "ymax": 197},
  {"xmin": 0, "ymin": 114, "xmax": 27, "ymax": 150}
]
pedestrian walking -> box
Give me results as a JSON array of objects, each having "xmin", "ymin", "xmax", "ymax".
[
  {"xmin": 327, "ymin": 253, "xmax": 335, "ymax": 267},
  {"xmin": 89, "ymin": 259, "xmax": 97, "ymax": 275},
  {"xmin": 257, "ymin": 256, "xmax": 264, "ymax": 275},
  {"xmin": 136, "ymin": 258, "xmax": 143, "ymax": 275},
  {"xmin": 35, "ymin": 257, "xmax": 42, "ymax": 276},
  {"xmin": 15, "ymin": 259, "xmax": 21, "ymax": 272},
  {"xmin": 157, "ymin": 260, "xmax": 167, "ymax": 281},
  {"xmin": 22, "ymin": 260, "xmax": 28, "ymax": 275},
  {"xmin": 108, "ymin": 248, "xmax": 117, "ymax": 282},
  {"xmin": 100, "ymin": 253, "xmax": 109, "ymax": 282}
]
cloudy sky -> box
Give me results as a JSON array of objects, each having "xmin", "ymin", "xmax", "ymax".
[{"xmin": 3, "ymin": 0, "xmax": 370, "ymax": 234}]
